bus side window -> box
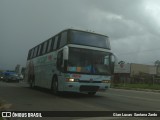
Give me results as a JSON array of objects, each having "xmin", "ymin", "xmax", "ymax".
[
  {"xmin": 33, "ymin": 47, "xmax": 38, "ymax": 57},
  {"xmin": 53, "ymin": 36, "xmax": 58, "ymax": 50},
  {"xmin": 47, "ymin": 39, "xmax": 52, "ymax": 52},
  {"xmin": 30, "ymin": 49, "xmax": 34, "ymax": 59},
  {"xmin": 57, "ymin": 50, "xmax": 63, "ymax": 71},
  {"xmin": 27, "ymin": 50, "xmax": 32, "ymax": 60},
  {"xmin": 56, "ymin": 34, "xmax": 61, "ymax": 49},
  {"xmin": 37, "ymin": 44, "xmax": 42, "ymax": 56},
  {"xmin": 60, "ymin": 31, "xmax": 67, "ymax": 48},
  {"xmin": 42, "ymin": 41, "xmax": 48, "ymax": 54}
]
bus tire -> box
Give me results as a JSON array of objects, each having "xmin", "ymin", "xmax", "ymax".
[
  {"xmin": 51, "ymin": 76, "xmax": 59, "ymax": 95},
  {"xmin": 88, "ymin": 92, "xmax": 96, "ymax": 96}
]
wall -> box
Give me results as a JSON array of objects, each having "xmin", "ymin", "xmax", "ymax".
[{"xmin": 130, "ymin": 63, "xmax": 156, "ymax": 76}]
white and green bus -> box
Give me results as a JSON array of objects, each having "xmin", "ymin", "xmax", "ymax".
[{"xmin": 25, "ymin": 29, "xmax": 115, "ymax": 95}]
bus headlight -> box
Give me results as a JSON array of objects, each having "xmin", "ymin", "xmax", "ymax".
[
  {"xmin": 102, "ymin": 80, "xmax": 110, "ymax": 83},
  {"xmin": 66, "ymin": 78, "xmax": 79, "ymax": 82}
]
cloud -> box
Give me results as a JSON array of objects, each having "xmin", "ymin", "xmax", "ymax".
[
  {"xmin": 82, "ymin": 0, "xmax": 160, "ymax": 64},
  {"xmin": 1, "ymin": 0, "xmax": 160, "ymax": 69},
  {"xmin": 86, "ymin": 8, "xmax": 145, "ymax": 40}
]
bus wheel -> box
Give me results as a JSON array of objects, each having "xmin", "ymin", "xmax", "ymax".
[
  {"xmin": 30, "ymin": 78, "xmax": 35, "ymax": 88},
  {"xmin": 52, "ymin": 76, "xmax": 59, "ymax": 95},
  {"xmin": 88, "ymin": 92, "xmax": 96, "ymax": 96}
]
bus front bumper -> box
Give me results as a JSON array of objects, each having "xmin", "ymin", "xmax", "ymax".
[{"xmin": 63, "ymin": 82, "xmax": 110, "ymax": 93}]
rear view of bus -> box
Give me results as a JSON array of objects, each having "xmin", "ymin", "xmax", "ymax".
[{"xmin": 26, "ymin": 29, "xmax": 115, "ymax": 95}]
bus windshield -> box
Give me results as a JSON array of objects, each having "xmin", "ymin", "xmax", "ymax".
[
  {"xmin": 67, "ymin": 47, "xmax": 111, "ymax": 75},
  {"xmin": 70, "ymin": 30, "xmax": 110, "ymax": 49}
]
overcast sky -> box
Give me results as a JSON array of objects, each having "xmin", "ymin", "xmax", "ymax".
[{"xmin": 1, "ymin": 0, "xmax": 160, "ymax": 70}]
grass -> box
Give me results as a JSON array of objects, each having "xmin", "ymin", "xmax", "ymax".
[{"xmin": 111, "ymin": 83, "xmax": 160, "ymax": 90}]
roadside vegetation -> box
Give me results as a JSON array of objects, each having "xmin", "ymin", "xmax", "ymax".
[{"xmin": 111, "ymin": 83, "xmax": 160, "ymax": 90}]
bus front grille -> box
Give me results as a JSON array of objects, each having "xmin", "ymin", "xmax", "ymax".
[
  {"xmin": 78, "ymin": 80, "xmax": 101, "ymax": 83},
  {"xmin": 80, "ymin": 85, "xmax": 99, "ymax": 92}
]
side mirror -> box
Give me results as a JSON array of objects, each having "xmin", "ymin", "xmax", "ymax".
[
  {"xmin": 110, "ymin": 54, "xmax": 118, "ymax": 74},
  {"xmin": 57, "ymin": 51, "xmax": 63, "ymax": 71}
]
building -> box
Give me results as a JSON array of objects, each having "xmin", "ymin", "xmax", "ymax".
[
  {"xmin": 114, "ymin": 63, "xmax": 130, "ymax": 84},
  {"xmin": 130, "ymin": 63, "xmax": 156, "ymax": 76},
  {"xmin": 114, "ymin": 63, "xmax": 157, "ymax": 84}
]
